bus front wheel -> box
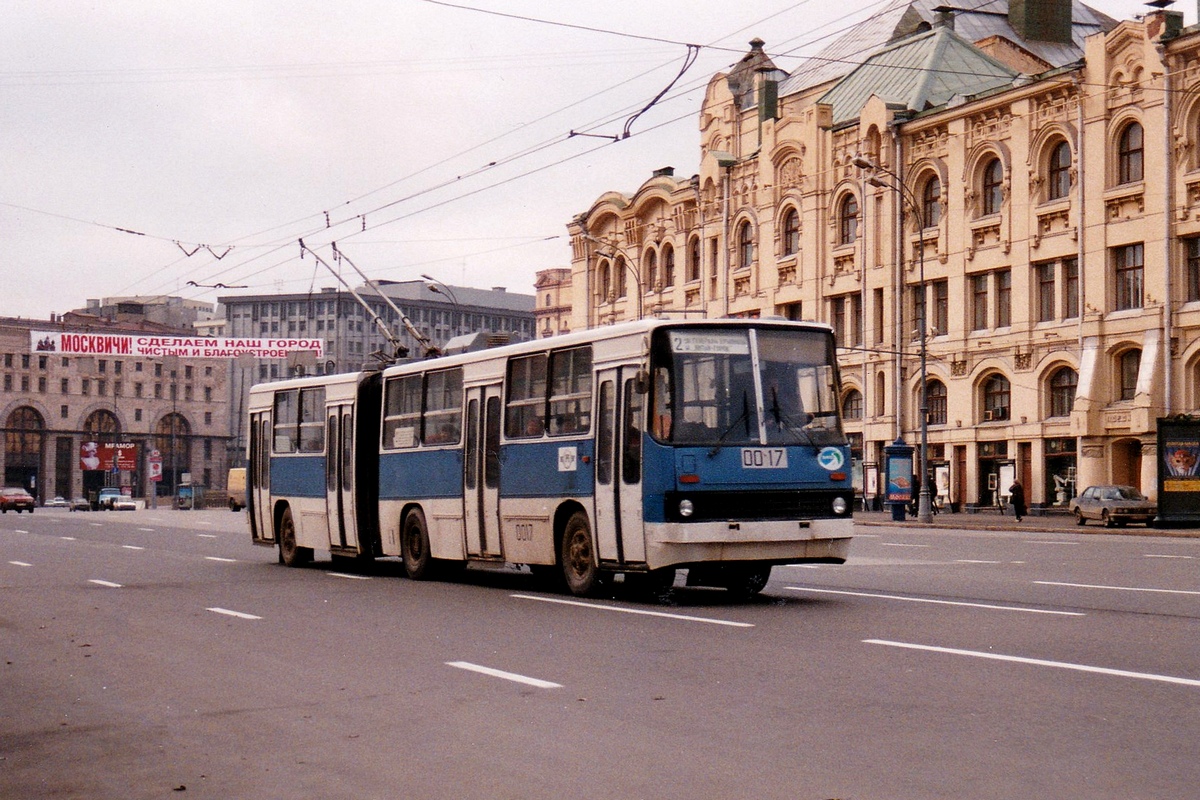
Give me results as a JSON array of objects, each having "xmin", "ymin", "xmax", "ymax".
[
  {"xmin": 278, "ymin": 507, "xmax": 312, "ymax": 567},
  {"xmin": 723, "ymin": 563, "xmax": 771, "ymax": 601},
  {"xmin": 560, "ymin": 512, "xmax": 599, "ymax": 597},
  {"xmin": 402, "ymin": 509, "xmax": 433, "ymax": 580}
]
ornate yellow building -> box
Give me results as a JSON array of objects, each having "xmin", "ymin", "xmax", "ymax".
[{"xmin": 569, "ymin": 0, "xmax": 1200, "ymax": 510}]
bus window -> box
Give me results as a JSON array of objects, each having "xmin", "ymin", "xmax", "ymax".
[
  {"xmin": 383, "ymin": 375, "xmax": 422, "ymax": 449},
  {"xmin": 505, "ymin": 353, "xmax": 547, "ymax": 438},
  {"xmin": 423, "ymin": 368, "xmax": 463, "ymax": 445},
  {"xmin": 597, "ymin": 381, "xmax": 614, "ymax": 485},
  {"xmin": 465, "ymin": 398, "xmax": 479, "ymax": 491},
  {"xmin": 651, "ymin": 366, "xmax": 672, "ymax": 440},
  {"xmin": 273, "ymin": 389, "xmax": 298, "ymax": 453},
  {"xmin": 548, "ymin": 346, "xmax": 592, "ymax": 435},
  {"xmin": 298, "ymin": 388, "xmax": 325, "ymax": 453},
  {"xmin": 622, "ymin": 378, "xmax": 643, "ymax": 485},
  {"xmin": 484, "ymin": 397, "xmax": 501, "ymax": 488}
]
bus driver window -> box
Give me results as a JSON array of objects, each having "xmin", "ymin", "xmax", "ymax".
[{"xmin": 652, "ymin": 366, "xmax": 672, "ymax": 440}]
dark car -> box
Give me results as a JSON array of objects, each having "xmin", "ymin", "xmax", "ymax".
[
  {"xmin": 0, "ymin": 487, "xmax": 36, "ymax": 513},
  {"xmin": 1069, "ymin": 485, "xmax": 1156, "ymax": 527}
]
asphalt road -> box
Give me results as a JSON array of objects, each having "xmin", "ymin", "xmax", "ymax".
[{"xmin": 2, "ymin": 508, "xmax": 1198, "ymax": 799}]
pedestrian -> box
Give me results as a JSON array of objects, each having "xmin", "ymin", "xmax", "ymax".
[{"xmin": 1009, "ymin": 479, "xmax": 1027, "ymax": 522}]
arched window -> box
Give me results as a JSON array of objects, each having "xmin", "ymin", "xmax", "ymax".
[
  {"xmin": 839, "ymin": 195, "xmax": 858, "ymax": 245},
  {"xmin": 615, "ymin": 256, "xmax": 628, "ymax": 298},
  {"xmin": 737, "ymin": 221, "xmax": 755, "ymax": 269},
  {"xmin": 842, "ymin": 389, "xmax": 863, "ymax": 420},
  {"xmin": 982, "ymin": 158, "xmax": 1003, "ymax": 215},
  {"xmin": 84, "ymin": 409, "xmax": 120, "ymax": 438},
  {"xmin": 781, "ymin": 207, "xmax": 800, "ymax": 255},
  {"xmin": 5, "ymin": 406, "xmax": 44, "ymax": 465},
  {"xmin": 154, "ymin": 413, "xmax": 191, "ymax": 492},
  {"xmin": 926, "ymin": 380, "xmax": 947, "ymax": 425},
  {"xmin": 1048, "ymin": 141, "xmax": 1072, "ymax": 200},
  {"xmin": 921, "ymin": 176, "xmax": 941, "ymax": 227},
  {"xmin": 1118, "ymin": 122, "xmax": 1144, "ymax": 185},
  {"xmin": 644, "ymin": 249, "xmax": 657, "ymax": 292},
  {"xmin": 983, "ymin": 374, "xmax": 1010, "ymax": 421},
  {"xmin": 687, "ymin": 236, "xmax": 701, "ymax": 282},
  {"xmin": 662, "ymin": 244, "xmax": 675, "ymax": 287},
  {"xmin": 1049, "ymin": 367, "xmax": 1078, "ymax": 417},
  {"xmin": 597, "ymin": 259, "xmax": 612, "ymax": 302},
  {"xmin": 1119, "ymin": 349, "xmax": 1141, "ymax": 401}
]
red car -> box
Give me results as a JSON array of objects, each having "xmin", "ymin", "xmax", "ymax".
[{"xmin": 0, "ymin": 487, "xmax": 36, "ymax": 513}]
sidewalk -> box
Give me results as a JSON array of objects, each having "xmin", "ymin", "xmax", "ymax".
[{"xmin": 853, "ymin": 508, "xmax": 1200, "ymax": 537}]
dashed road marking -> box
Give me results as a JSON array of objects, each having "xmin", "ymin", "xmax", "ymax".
[
  {"xmin": 206, "ymin": 607, "xmax": 261, "ymax": 620},
  {"xmin": 787, "ymin": 586, "xmax": 1084, "ymax": 616},
  {"xmin": 512, "ymin": 594, "xmax": 754, "ymax": 627},
  {"xmin": 446, "ymin": 661, "xmax": 561, "ymax": 689}
]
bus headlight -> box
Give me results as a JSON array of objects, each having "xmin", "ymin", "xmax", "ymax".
[
  {"xmin": 832, "ymin": 496, "xmax": 848, "ymax": 515},
  {"xmin": 679, "ymin": 499, "xmax": 694, "ymax": 518}
]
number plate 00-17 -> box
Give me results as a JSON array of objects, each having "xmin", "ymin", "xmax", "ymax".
[{"xmin": 741, "ymin": 448, "xmax": 787, "ymax": 468}]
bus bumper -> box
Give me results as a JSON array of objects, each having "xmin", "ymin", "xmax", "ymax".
[{"xmin": 644, "ymin": 517, "xmax": 852, "ymax": 570}]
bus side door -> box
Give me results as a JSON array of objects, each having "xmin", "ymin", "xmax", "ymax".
[
  {"xmin": 594, "ymin": 368, "xmax": 646, "ymax": 565},
  {"xmin": 325, "ymin": 405, "xmax": 359, "ymax": 552},
  {"xmin": 250, "ymin": 412, "xmax": 273, "ymax": 543},
  {"xmin": 463, "ymin": 385, "xmax": 503, "ymax": 558}
]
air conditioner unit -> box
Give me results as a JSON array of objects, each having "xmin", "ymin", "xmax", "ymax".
[{"xmin": 984, "ymin": 409, "xmax": 995, "ymax": 421}]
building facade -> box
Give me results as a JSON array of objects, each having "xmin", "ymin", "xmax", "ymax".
[
  {"xmin": 569, "ymin": 0, "xmax": 1200, "ymax": 509},
  {"xmin": 534, "ymin": 268, "xmax": 573, "ymax": 337},
  {"xmin": 0, "ymin": 315, "xmax": 233, "ymax": 503}
]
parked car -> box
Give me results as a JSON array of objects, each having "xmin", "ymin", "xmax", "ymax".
[
  {"xmin": 227, "ymin": 467, "xmax": 246, "ymax": 512},
  {"xmin": 96, "ymin": 487, "xmax": 122, "ymax": 510},
  {"xmin": 0, "ymin": 487, "xmax": 36, "ymax": 513},
  {"xmin": 1069, "ymin": 485, "xmax": 1157, "ymax": 527},
  {"xmin": 69, "ymin": 497, "xmax": 91, "ymax": 511},
  {"xmin": 44, "ymin": 496, "xmax": 69, "ymax": 508}
]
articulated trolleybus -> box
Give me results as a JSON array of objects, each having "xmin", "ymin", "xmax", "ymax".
[{"xmin": 247, "ymin": 318, "xmax": 853, "ymax": 598}]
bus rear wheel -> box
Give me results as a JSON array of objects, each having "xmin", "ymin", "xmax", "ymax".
[
  {"xmin": 560, "ymin": 511, "xmax": 599, "ymax": 597},
  {"xmin": 278, "ymin": 507, "xmax": 312, "ymax": 567},
  {"xmin": 402, "ymin": 508, "xmax": 433, "ymax": 580}
]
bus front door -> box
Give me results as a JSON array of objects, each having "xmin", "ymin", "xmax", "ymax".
[
  {"xmin": 250, "ymin": 412, "xmax": 273, "ymax": 543},
  {"xmin": 463, "ymin": 385, "xmax": 503, "ymax": 558},
  {"xmin": 594, "ymin": 368, "xmax": 646, "ymax": 565},
  {"xmin": 325, "ymin": 406, "xmax": 359, "ymax": 552}
]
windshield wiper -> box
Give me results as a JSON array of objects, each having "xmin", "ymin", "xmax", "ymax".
[
  {"xmin": 767, "ymin": 386, "xmax": 816, "ymax": 447},
  {"xmin": 707, "ymin": 391, "xmax": 751, "ymax": 457}
]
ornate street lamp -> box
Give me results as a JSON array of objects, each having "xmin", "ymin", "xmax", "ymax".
[{"xmin": 854, "ymin": 154, "xmax": 933, "ymax": 524}]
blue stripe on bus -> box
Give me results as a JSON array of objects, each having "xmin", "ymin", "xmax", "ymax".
[
  {"xmin": 379, "ymin": 449, "xmax": 464, "ymax": 500},
  {"xmin": 270, "ymin": 455, "xmax": 326, "ymax": 498},
  {"xmin": 501, "ymin": 439, "xmax": 595, "ymax": 498}
]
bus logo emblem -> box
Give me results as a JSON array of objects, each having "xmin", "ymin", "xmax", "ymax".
[
  {"xmin": 817, "ymin": 447, "xmax": 845, "ymax": 471},
  {"xmin": 558, "ymin": 446, "xmax": 578, "ymax": 472}
]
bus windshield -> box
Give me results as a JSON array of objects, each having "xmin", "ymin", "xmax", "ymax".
[{"xmin": 650, "ymin": 326, "xmax": 845, "ymax": 447}]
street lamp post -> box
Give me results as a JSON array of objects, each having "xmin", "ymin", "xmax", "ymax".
[
  {"xmin": 580, "ymin": 233, "xmax": 643, "ymax": 320},
  {"xmin": 854, "ymin": 154, "xmax": 933, "ymax": 524},
  {"xmin": 421, "ymin": 274, "xmax": 461, "ymax": 339}
]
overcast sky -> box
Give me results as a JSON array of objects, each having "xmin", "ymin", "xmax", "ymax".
[{"xmin": 0, "ymin": 0, "xmax": 1175, "ymax": 321}]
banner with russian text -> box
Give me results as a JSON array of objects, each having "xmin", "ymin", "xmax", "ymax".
[{"xmin": 31, "ymin": 332, "xmax": 323, "ymax": 359}]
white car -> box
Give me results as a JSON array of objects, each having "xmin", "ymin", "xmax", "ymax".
[
  {"xmin": 112, "ymin": 496, "xmax": 138, "ymax": 511},
  {"xmin": 44, "ymin": 496, "xmax": 69, "ymax": 508}
]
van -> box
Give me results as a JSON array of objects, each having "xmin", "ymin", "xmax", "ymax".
[{"xmin": 227, "ymin": 467, "xmax": 246, "ymax": 512}]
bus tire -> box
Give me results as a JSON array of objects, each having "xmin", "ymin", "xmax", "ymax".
[
  {"xmin": 402, "ymin": 509, "xmax": 433, "ymax": 580},
  {"xmin": 560, "ymin": 511, "xmax": 599, "ymax": 597},
  {"xmin": 278, "ymin": 507, "xmax": 312, "ymax": 567},
  {"xmin": 723, "ymin": 563, "xmax": 771, "ymax": 601}
]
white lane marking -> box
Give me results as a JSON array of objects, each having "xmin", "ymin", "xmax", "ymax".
[
  {"xmin": 121, "ymin": 545, "xmax": 145, "ymax": 551},
  {"xmin": 8, "ymin": 561, "xmax": 32, "ymax": 567},
  {"xmin": 879, "ymin": 542, "xmax": 930, "ymax": 548},
  {"xmin": 89, "ymin": 579, "xmax": 122, "ymax": 588},
  {"xmin": 866, "ymin": 638, "xmax": 1200, "ymax": 688},
  {"xmin": 195, "ymin": 521, "xmax": 212, "ymax": 526},
  {"xmin": 446, "ymin": 661, "xmax": 561, "ymax": 689},
  {"xmin": 1025, "ymin": 540, "xmax": 1080, "ymax": 545},
  {"xmin": 137, "ymin": 527, "xmax": 156, "ymax": 532},
  {"xmin": 205, "ymin": 556, "xmax": 237, "ymax": 563},
  {"xmin": 1145, "ymin": 554, "xmax": 1195, "ymax": 560},
  {"xmin": 206, "ymin": 607, "xmax": 261, "ymax": 620},
  {"xmin": 89, "ymin": 522, "xmax": 103, "ymax": 527},
  {"xmin": 14, "ymin": 529, "xmax": 29, "ymax": 534},
  {"xmin": 196, "ymin": 534, "xmax": 218, "ymax": 539},
  {"xmin": 328, "ymin": 572, "xmax": 371, "ymax": 580},
  {"xmin": 956, "ymin": 559, "xmax": 1004, "ymax": 564},
  {"xmin": 1036, "ymin": 580, "xmax": 1200, "ymax": 597},
  {"xmin": 511, "ymin": 594, "xmax": 754, "ymax": 628},
  {"xmin": 787, "ymin": 586, "xmax": 1084, "ymax": 616},
  {"xmin": 61, "ymin": 536, "xmax": 76, "ymax": 541}
]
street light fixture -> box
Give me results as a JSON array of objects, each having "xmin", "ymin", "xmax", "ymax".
[
  {"xmin": 420, "ymin": 274, "xmax": 461, "ymax": 338},
  {"xmin": 854, "ymin": 154, "xmax": 933, "ymax": 524}
]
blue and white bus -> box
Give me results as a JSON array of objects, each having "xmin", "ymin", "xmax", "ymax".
[{"xmin": 248, "ymin": 318, "xmax": 853, "ymax": 598}]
